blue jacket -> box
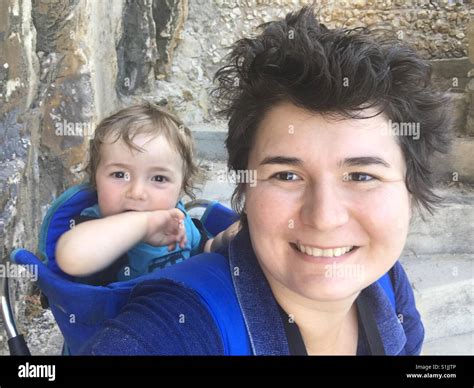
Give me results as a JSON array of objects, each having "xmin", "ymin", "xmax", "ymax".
[{"xmin": 80, "ymin": 226, "xmax": 424, "ymax": 355}]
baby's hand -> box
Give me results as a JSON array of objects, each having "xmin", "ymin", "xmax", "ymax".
[{"xmin": 144, "ymin": 209, "xmax": 187, "ymax": 250}]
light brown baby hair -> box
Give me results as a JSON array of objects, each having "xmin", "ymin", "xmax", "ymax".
[{"xmin": 86, "ymin": 102, "xmax": 201, "ymax": 199}]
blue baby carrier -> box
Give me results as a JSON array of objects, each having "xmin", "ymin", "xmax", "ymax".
[{"xmin": 6, "ymin": 184, "xmax": 395, "ymax": 355}]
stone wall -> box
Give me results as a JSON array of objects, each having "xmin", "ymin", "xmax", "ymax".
[
  {"xmin": 155, "ymin": 0, "xmax": 471, "ymax": 123},
  {"xmin": 0, "ymin": 0, "xmax": 472, "ymax": 354}
]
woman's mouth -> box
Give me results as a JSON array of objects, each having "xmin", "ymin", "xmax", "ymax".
[
  {"xmin": 290, "ymin": 242, "xmax": 359, "ymax": 263},
  {"xmin": 296, "ymin": 243, "xmax": 357, "ymax": 257}
]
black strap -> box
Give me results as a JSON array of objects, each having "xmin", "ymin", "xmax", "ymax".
[
  {"xmin": 356, "ymin": 296, "xmax": 386, "ymax": 355},
  {"xmin": 191, "ymin": 218, "xmax": 210, "ymax": 253},
  {"xmin": 8, "ymin": 335, "xmax": 31, "ymax": 356},
  {"xmin": 278, "ymin": 299, "xmax": 386, "ymax": 355},
  {"xmin": 277, "ymin": 304, "xmax": 308, "ymax": 355}
]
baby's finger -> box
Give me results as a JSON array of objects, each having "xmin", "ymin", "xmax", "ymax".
[
  {"xmin": 170, "ymin": 208, "xmax": 185, "ymax": 222},
  {"xmin": 167, "ymin": 242, "xmax": 176, "ymax": 251},
  {"xmin": 178, "ymin": 231, "xmax": 187, "ymax": 249},
  {"xmin": 171, "ymin": 220, "xmax": 185, "ymax": 235},
  {"xmin": 172, "ymin": 223, "xmax": 186, "ymax": 247}
]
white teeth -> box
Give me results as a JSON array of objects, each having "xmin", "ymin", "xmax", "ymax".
[
  {"xmin": 313, "ymin": 248, "xmax": 323, "ymax": 256},
  {"xmin": 296, "ymin": 244, "xmax": 354, "ymax": 258},
  {"xmin": 322, "ymin": 249, "xmax": 333, "ymax": 257}
]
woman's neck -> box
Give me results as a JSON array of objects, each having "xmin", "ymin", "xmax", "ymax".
[
  {"xmin": 298, "ymin": 302, "xmax": 359, "ymax": 355},
  {"xmin": 270, "ymin": 280, "xmax": 360, "ymax": 355}
]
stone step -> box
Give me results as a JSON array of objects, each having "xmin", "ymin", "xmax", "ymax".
[
  {"xmin": 190, "ymin": 123, "xmax": 227, "ymax": 162},
  {"xmin": 185, "ymin": 161, "xmax": 235, "ymax": 208},
  {"xmin": 400, "ymin": 253, "xmax": 473, "ymax": 346},
  {"xmin": 431, "ymin": 137, "xmax": 474, "ymax": 184},
  {"xmin": 403, "ymin": 185, "xmax": 474, "ymax": 256},
  {"xmin": 422, "ymin": 331, "xmax": 474, "ymax": 355}
]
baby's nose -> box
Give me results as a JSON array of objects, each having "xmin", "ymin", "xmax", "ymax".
[{"xmin": 125, "ymin": 181, "xmax": 147, "ymax": 201}]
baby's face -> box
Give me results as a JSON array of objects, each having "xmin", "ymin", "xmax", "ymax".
[{"xmin": 95, "ymin": 133, "xmax": 184, "ymax": 217}]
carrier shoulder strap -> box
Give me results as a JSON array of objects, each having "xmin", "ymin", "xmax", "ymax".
[
  {"xmin": 377, "ymin": 271, "xmax": 396, "ymax": 311},
  {"xmin": 148, "ymin": 252, "xmax": 252, "ymax": 355}
]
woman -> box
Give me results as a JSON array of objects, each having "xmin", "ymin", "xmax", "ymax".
[{"xmin": 80, "ymin": 7, "xmax": 452, "ymax": 355}]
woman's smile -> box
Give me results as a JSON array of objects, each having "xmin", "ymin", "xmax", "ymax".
[{"xmin": 290, "ymin": 242, "xmax": 360, "ymax": 266}]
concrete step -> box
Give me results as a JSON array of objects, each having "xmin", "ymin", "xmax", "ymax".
[
  {"xmin": 431, "ymin": 137, "xmax": 474, "ymax": 184},
  {"xmin": 403, "ymin": 185, "xmax": 474, "ymax": 256},
  {"xmin": 400, "ymin": 253, "xmax": 473, "ymax": 346},
  {"xmin": 422, "ymin": 331, "xmax": 474, "ymax": 355},
  {"xmin": 185, "ymin": 161, "xmax": 235, "ymax": 207},
  {"xmin": 190, "ymin": 123, "xmax": 227, "ymax": 162}
]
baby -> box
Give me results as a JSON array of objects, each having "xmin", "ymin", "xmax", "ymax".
[{"xmin": 56, "ymin": 102, "xmax": 232, "ymax": 284}]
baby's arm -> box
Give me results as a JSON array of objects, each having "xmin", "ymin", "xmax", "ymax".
[
  {"xmin": 204, "ymin": 221, "xmax": 240, "ymax": 252},
  {"xmin": 56, "ymin": 209, "xmax": 186, "ymax": 277}
]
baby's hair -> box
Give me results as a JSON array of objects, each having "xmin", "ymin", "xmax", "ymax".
[{"xmin": 87, "ymin": 102, "xmax": 201, "ymax": 199}]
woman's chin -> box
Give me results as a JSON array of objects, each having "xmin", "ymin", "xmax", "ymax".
[{"xmin": 290, "ymin": 275, "xmax": 365, "ymax": 303}]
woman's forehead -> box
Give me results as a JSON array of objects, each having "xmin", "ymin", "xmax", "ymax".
[{"xmin": 252, "ymin": 103, "xmax": 404, "ymax": 169}]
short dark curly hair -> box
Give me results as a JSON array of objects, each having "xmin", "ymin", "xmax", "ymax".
[{"xmin": 213, "ymin": 6, "xmax": 452, "ymax": 222}]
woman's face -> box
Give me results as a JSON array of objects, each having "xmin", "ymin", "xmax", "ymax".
[{"xmin": 245, "ymin": 103, "xmax": 411, "ymax": 302}]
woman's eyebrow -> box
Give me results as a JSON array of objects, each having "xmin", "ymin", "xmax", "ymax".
[
  {"xmin": 339, "ymin": 156, "xmax": 391, "ymax": 168},
  {"xmin": 259, "ymin": 155, "xmax": 391, "ymax": 169},
  {"xmin": 259, "ymin": 156, "xmax": 303, "ymax": 166}
]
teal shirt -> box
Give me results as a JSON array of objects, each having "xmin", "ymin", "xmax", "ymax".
[{"xmin": 80, "ymin": 202, "xmax": 203, "ymax": 281}]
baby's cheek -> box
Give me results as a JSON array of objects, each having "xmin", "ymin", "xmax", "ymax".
[
  {"xmin": 97, "ymin": 186, "xmax": 120, "ymax": 216},
  {"xmin": 153, "ymin": 189, "xmax": 181, "ymax": 211}
]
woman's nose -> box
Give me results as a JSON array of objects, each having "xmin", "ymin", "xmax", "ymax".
[
  {"xmin": 125, "ymin": 180, "xmax": 147, "ymax": 201},
  {"xmin": 300, "ymin": 183, "xmax": 349, "ymax": 232}
]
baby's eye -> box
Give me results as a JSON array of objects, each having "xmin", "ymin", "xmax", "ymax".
[
  {"xmin": 151, "ymin": 175, "xmax": 167, "ymax": 183},
  {"xmin": 345, "ymin": 172, "xmax": 376, "ymax": 182},
  {"xmin": 111, "ymin": 171, "xmax": 128, "ymax": 180},
  {"xmin": 271, "ymin": 172, "xmax": 302, "ymax": 181}
]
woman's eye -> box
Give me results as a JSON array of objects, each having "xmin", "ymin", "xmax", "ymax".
[
  {"xmin": 346, "ymin": 172, "xmax": 375, "ymax": 182},
  {"xmin": 272, "ymin": 172, "xmax": 301, "ymax": 181},
  {"xmin": 152, "ymin": 175, "xmax": 167, "ymax": 183}
]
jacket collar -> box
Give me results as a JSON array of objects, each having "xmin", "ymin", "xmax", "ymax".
[
  {"xmin": 228, "ymin": 226, "xmax": 290, "ymax": 355},
  {"xmin": 359, "ymin": 282, "xmax": 406, "ymax": 355},
  {"xmin": 228, "ymin": 225, "xmax": 406, "ymax": 355}
]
